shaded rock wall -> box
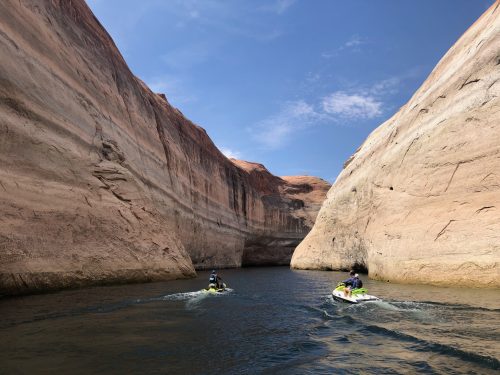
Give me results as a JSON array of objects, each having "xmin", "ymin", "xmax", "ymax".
[
  {"xmin": 230, "ymin": 160, "xmax": 330, "ymax": 266},
  {"xmin": 292, "ymin": 3, "xmax": 500, "ymax": 287},
  {"xmin": 0, "ymin": 0, "xmax": 329, "ymax": 295}
]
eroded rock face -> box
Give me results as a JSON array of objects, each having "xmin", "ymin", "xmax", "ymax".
[
  {"xmin": 292, "ymin": 3, "xmax": 500, "ymax": 287},
  {"xmin": 229, "ymin": 160, "xmax": 330, "ymax": 266},
  {"xmin": 0, "ymin": 0, "xmax": 329, "ymax": 295}
]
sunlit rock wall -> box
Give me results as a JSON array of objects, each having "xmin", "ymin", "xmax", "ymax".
[{"xmin": 292, "ymin": 3, "xmax": 500, "ymax": 287}]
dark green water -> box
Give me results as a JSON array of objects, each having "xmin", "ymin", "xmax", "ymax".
[{"xmin": 0, "ymin": 267, "xmax": 499, "ymax": 374}]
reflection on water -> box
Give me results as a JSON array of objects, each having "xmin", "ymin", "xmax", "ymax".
[{"xmin": 0, "ymin": 267, "xmax": 498, "ymax": 374}]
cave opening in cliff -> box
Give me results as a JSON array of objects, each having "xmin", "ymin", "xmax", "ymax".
[{"xmin": 351, "ymin": 262, "xmax": 368, "ymax": 274}]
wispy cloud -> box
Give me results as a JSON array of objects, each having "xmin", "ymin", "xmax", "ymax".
[
  {"xmin": 322, "ymin": 92, "xmax": 382, "ymax": 119},
  {"xmin": 368, "ymin": 77, "xmax": 400, "ymax": 96},
  {"xmin": 344, "ymin": 35, "xmax": 365, "ymax": 48},
  {"xmin": 220, "ymin": 147, "xmax": 242, "ymax": 159},
  {"xmin": 259, "ymin": 0, "xmax": 297, "ymax": 15},
  {"xmin": 322, "ymin": 34, "xmax": 368, "ymax": 59},
  {"xmin": 250, "ymin": 75, "xmax": 403, "ymax": 148},
  {"xmin": 165, "ymin": 0, "xmax": 288, "ymax": 41},
  {"xmin": 146, "ymin": 75, "xmax": 197, "ymax": 105},
  {"xmin": 251, "ymin": 100, "xmax": 320, "ymax": 149}
]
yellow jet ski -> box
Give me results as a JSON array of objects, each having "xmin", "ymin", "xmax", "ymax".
[{"xmin": 203, "ymin": 283, "xmax": 227, "ymax": 294}]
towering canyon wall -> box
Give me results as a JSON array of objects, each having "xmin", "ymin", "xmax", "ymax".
[
  {"xmin": 0, "ymin": 0, "xmax": 329, "ymax": 296},
  {"xmin": 292, "ymin": 3, "xmax": 500, "ymax": 287}
]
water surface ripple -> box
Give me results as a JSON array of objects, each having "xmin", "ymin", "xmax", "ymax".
[{"xmin": 0, "ymin": 267, "xmax": 498, "ymax": 374}]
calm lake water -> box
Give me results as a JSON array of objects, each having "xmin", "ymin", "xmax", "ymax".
[{"xmin": 0, "ymin": 267, "xmax": 499, "ymax": 374}]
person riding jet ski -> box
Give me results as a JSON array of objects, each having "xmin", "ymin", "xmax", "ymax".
[
  {"xmin": 208, "ymin": 270, "xmax": 223, "ymax": 289},
  {"xmin": 332, "ymin": 272, "xmax": 377, "ymax": 303},
  {"xmin": 342, "ymin": 271, "xmax": 362, "ymax": 297}
]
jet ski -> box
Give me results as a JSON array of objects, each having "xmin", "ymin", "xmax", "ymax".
[
  {"xmin": 203, "ymin": 283, "xmax": 227, "ymax": 294},
  {"xmin": 332, "ymin": 283, "xmax": 380, "ymax": 304}
]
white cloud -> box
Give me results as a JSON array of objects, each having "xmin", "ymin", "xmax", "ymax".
[
  {"xmin": 251, "ymin": 100, "xmax": 320, "ymax": 149},
  {"xmin": 220, "ymin": 147, "xmax": 242, "ymax": 159},
  {"xmin": 344, "ymin": 35, "xmax": 364, "ymax": 48},
  {"xmin": 322, "ymin": 92, "xmax": 382, "ymax": 119},
  {"xmin": 250, "ymin": 74, "xmax": 404, "ymax": 149},
  {"xmin": 286, "ymin": 100, "xmax": 315, "ymax": 117},
  {"xmin": 368, "ymin": 77, "xmax": 400, "ymax": 96}
]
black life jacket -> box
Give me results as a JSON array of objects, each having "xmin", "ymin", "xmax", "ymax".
[
  {"xmin": 357, "ymin": 279, "xmax": 363, "ymax": 288},
  {"xmin": 209, "ymin": 274, "xmax": 217, "ymax": 283}
]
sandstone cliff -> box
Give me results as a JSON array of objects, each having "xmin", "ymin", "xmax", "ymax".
[
  {"xmin": 230, "ymin": 159, "xmax": 330, "ymax": 266},
  {"xmin": 0, "ymin": 0, "xmax": 329, "ymax": 296},
  {"xmin": 292, "ymin": 3, "xmax": 500, "ymax": 287}
]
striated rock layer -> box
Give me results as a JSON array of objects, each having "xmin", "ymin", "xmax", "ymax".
[
  {"xmin": 292, "ymin": 3, "xmax": 500, "ymax": 287},
  {"xmin": 230, "ymin": 159, "xmax": 330, "ymax": 266},
  {"xmin": 0, "ymin": 0, "xmax": 329, "ymax": 296}
]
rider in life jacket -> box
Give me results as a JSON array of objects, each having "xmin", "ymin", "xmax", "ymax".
[
  {"xmin": 342, "ymin": 271, "xmax": 363, "ymax": 297},
  {"xmin": 209, "ymin": 270, "xmax": 222, "ymax": 289}
]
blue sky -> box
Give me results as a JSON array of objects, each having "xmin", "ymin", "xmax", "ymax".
[{"xmin": 86, "ymin": 0, "xmax": 493, "ymax": 182}]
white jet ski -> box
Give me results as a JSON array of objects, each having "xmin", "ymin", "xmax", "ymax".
[{"xmin": 332, "ymin": 283, "xmax": 380, "ymax": 304}]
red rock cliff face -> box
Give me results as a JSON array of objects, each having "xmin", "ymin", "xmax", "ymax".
[{"xmin": 0, "ymin": 0, "xmax": 329, "ymax": 295}]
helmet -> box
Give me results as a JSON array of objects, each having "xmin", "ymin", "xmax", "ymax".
[{"xmin": 211, "ymin": 270, "xmax": 216, "ymax": 273}]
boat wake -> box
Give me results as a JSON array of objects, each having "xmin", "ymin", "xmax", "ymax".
[
  {"xmin": 321, "ymin": 296, "xmax": 500, "ymax": 371},
  {"xmin": 361, "ymin": 323, "xmax": 500, "ymax": 370},
  {"xmin": 161, "ymin": 288, "xmax": 234, "ymax": 309},
  {"xmin": 161, "ymin": 290, "xmax": 206, "ymax": 301}
]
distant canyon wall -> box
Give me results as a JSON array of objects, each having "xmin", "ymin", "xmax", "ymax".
[
  {"xmin": 0, "ymin": 0, "xmax": 329, "ymax": 296},
  {"xmin": 292, "ymin": 3, "xmax": 500, "ymax": 287}
]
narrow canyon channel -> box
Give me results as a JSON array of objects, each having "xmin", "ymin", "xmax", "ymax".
[{"xmin": 1, "ymin": 267, "xmax": 498, "ymax": 374}]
